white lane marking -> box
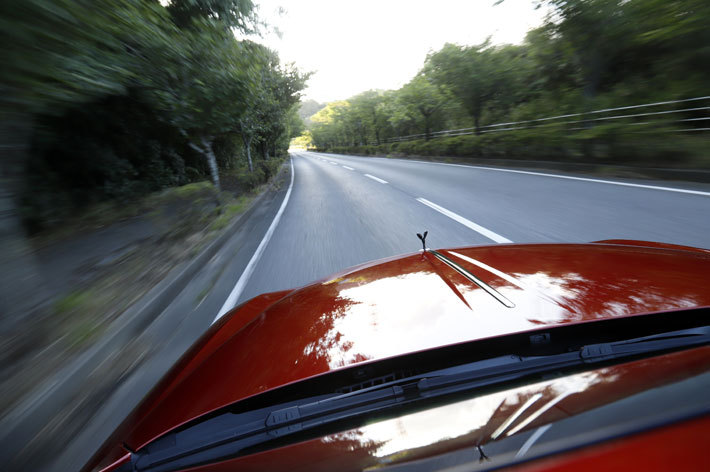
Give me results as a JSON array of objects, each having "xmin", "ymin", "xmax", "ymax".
[
  {"xmin": 412, "ymin": 161, "xmax": 710, "ymax": 197},
  {"xmin": 417, "ymin": 197, "xmax": 513, "ymax": 243},
  {"xmin": 364, "ymin": 174, "xmax": 388, "ymax": 184},
  {"xmin": 515, "ymin": 424, "xmax": 552, "ymax": 458},
  {"xmin": 213, "ymin": 158, "xmax": 295, "ymax": 323},
  {"xmin": 329, "ymin": 161, "xmax": 338, "ymax": 165},
  {"xmin": 342, "ymin": 165, "xmax": 354, "ymax": 170}
]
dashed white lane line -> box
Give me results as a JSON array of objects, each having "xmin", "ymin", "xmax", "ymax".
[
  {"xmin": 342, "ymin": 165, "xmax": 354, "ymax": 170},
  {"xmin": 416, "ymin": 197, "xmax": 513, "ymax": 243},
  {"xmin": 329, "ymin": 161, "xmax": 338, "ymax": 165},
  {"xmin": 213, "ymin": 158, "xmax": 295, "ymax": 323},
  {"xmin": 364, "ymin": 174, "xmax": 388, "ymax": 184}
]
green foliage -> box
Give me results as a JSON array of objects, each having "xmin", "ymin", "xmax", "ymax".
[
  {"xmin": 210, "ymin": 195, "xmax": 250, "ymax": 231},
  {"xmin": 313, "ymin": 0, "xmax": 710, "ymax": 169},
  {"xmin": 166, "ymin": 0, "xmax": 259, "ymax": 31},
  {"xmin": 0, "ymin": 0, "xmax": 163, "ymax": 116},
  {"xmin": 5, "ymin": 0, "xmax": 308, "ymax": 232},
  {"xmin": 298, "ymin": 99, "xmax": 326, "ymax": 126}
]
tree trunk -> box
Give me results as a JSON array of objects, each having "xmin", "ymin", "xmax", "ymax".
[
  {"xmin": 243, "ymin": 134, "xmax": 253, "ymax": 172},
  {"xmin": 201, "ymin": 136, "xmax": 221, "ymax": 191},
  {"xmin": 189, "ymin": 137, "xmax": 220, "ymax": 191}
]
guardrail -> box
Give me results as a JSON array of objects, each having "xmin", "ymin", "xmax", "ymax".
[{"xmin": 376, "ymin": 95, "xmax": 710, "ymax": 144}]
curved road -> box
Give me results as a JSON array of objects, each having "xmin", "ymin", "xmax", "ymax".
[
  {"xmin": 49, "ymin": 150, "xmax": 710, "ymax": 472},
  {"xmin": 238, "ymin": 151, "xmax": 710, "ymax": 303}
]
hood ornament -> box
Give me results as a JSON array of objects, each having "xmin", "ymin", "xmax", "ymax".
[{"xmin": 416, "ymin": 231, "xmax": 428, "ymax": 252}]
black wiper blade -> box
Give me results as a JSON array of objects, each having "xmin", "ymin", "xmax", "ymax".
[
  {"xmin": 419, "ymin": 326, "xmax": 710, "ymax": 394},
  {"xmin": 131, "ymin": 326, "xmax": 710, "ymax": 472},
  {"xmin": 580, "ymin": 325, "xmax": 710, "ymax": 363}
]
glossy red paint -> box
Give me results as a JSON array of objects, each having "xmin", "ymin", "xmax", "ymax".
[
  {"xmin": 91, "ymin": 242, "xmax": 710, "ymax": 471},
  {"xmin": 508, "ymin": 414, "xmax": 710, "ymax": 472}
]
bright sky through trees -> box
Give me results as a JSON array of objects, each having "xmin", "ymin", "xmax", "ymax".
[{"xmin": 255, "ymin": 0, "xmax": 546, "ymax": 103}]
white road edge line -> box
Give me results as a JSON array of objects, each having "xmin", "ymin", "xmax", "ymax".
[
  {"xmin": 414, "ymin": 161, "xmax": 710, "ymax": 197},
  {"xmin": 364, "ymin": 173, "xmax": 388, "ymax": 184},
  {"xmin": 417, "ymin": 197, "xmax": 513, "ymax": 243},
  {"xmin": 213, "ymin": 157, "xmax": 295, "ymax": 324},
  {"xmin": 342, "ymin": 165, "xmax": 354, "ymax": 170}
]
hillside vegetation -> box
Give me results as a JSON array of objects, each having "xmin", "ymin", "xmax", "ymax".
[{"xmin": 305, "ymin": 0, "xmax": 710, "ymax": 168}]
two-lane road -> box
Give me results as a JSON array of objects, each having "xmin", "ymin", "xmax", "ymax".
[
  {"xmin": 49, "ymin": 150, "xmax": 710, "ymax": 472},
  {"xmin": 237, "ymin": 151, "xmax": 710, "ymax": 303}
]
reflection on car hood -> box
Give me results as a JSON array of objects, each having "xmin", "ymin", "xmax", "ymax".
[{"xmin": 121, "ymin": 241, "xmax": 710, "ymax": 455}]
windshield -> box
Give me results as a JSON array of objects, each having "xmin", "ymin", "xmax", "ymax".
[
  {"xmin": 123, "ymin": 318, "xmax": 710, "ymax": 471},
  {"xmin": 2, "ymin": 2, "xmax": 709, "ymax": 472},
  {"xmin": 127, "ymin": 343, "xmax": 710, "ymax": 472},
  {"xmin": 334, "ymin": 354, "xmax": 710, "ymax": 472}
]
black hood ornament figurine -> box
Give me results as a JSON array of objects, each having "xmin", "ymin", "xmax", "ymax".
[{"xmin": 416, "ymin": 231, "xmax": 428, "ymax": 252}]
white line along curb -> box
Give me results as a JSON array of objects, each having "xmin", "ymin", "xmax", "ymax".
[
  {"xmin": 414, "ymin": 161, "xmax": 710, "ymax": 197},
  {"xmin": 214, "ymin": 158, "xmax": 295, "ymax": 323}
]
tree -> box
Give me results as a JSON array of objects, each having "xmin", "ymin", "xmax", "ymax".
[
  {"xmin": 538, "ymin": 0, "xmax": 630, "ymax": 103},
  {"xmin": 298, "ymin": 99, "xmax": 325, "ymax": 126},
  {"xmin": 310, "ymin": 101, "xmax": 352, "ymax": 148},
  {"xmin": 253, "ymin": 50, "xmax": 309, "ymax": 159},
  {"xmin": 396, "ymin": 76, "xmax": 446, "ymax": 140},
  {"xmin": 0, "ymin": 0, "xmax": 309, "ymax": 330},
  {"xmin": 149, "ymin": 24, "xmax": 256, "ymax": 189},
  {"xmin": 0, "ymin": 0, "xmax": 172, "ymax": 327},
  {"xmin": 425, "ymin": 42, "xmax": 506, "ymax": 134},
  {"xmin": 166, "ymin": 0, "xmax": 259, "ymax": 31}
]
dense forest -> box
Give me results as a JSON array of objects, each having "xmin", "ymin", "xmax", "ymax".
[
  {"xmin": 305, "ymin": 0, "xmax": 709, "ymax": 167},
  {"xmin": 1, "ymin": 0, "xmax": 308, "ymax": 233},
  {"xmin": 0, "ymin": 0, "xmax": 310, "ymax": 330}
]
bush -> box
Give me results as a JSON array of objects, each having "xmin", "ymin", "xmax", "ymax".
[{"xmin": 236, "ymin": 167, "xmax": 266, "ymax": 191}]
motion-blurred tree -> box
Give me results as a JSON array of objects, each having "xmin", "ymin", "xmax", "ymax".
[
  {"xmin": 425, "ymin": 42, "xmax": 506, "ymax": 135},
  {"xmin": 396, "ymin": 76, "xmax": 447, "ymax": 141},
  {"xmin": 0, "ymin": 0, "xmax": 307, "ymax": 330},
  {"xmin": 166, "ymin": 0, "xmax": 259, "ymax": 32},
  {"xmin": 0, "ymin": 0, "xmax": 168, "ymax": 326}
]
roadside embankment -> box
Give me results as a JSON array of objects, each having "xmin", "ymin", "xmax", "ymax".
[{"xmin": 0, "ymin": 156, "xmax": 289, "ymax": 471}]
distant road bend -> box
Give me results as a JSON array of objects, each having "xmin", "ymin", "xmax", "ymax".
[{"xmin": 234, "ymin": 151, "xmax": 710, "ymax": 305}]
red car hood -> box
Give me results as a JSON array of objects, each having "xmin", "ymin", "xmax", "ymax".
[{"xmin": 93, "ymin": 241, "xmax": 710, "ymax": 470}]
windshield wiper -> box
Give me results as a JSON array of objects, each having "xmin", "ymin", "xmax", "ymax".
[{"xmin": 128, "ymin": 326, "xmax": 710, "ymax": 472}]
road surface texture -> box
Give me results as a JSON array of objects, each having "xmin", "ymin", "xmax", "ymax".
[
  {"xmin": 48, "ymin": 151, "xmax": 710, "ymax": 472},
  {"xmin": 240, "ymin": 151, "xmax": 710, "ymax": 302}
]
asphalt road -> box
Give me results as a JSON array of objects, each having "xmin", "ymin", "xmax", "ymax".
[
  {"xmin": 238, "ymin": 151, "xmax": 710, "ymax": 303},
  {"xmin": 50, "ymin": 151, "xmax": 710, "ymax": 472}
]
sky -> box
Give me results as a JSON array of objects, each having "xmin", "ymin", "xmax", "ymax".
[{"xmin": 253, "ymin": 0, "xmax": 547, "ymax": 103}]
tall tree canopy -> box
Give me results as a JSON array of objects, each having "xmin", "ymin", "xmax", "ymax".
[
  {"xmin": 303, "ymin": 0, "xmax": 709, "ymax": 149},
  {"xmin": 0, "ymin": 0, "xmax": 308, "ymax": 325}
]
